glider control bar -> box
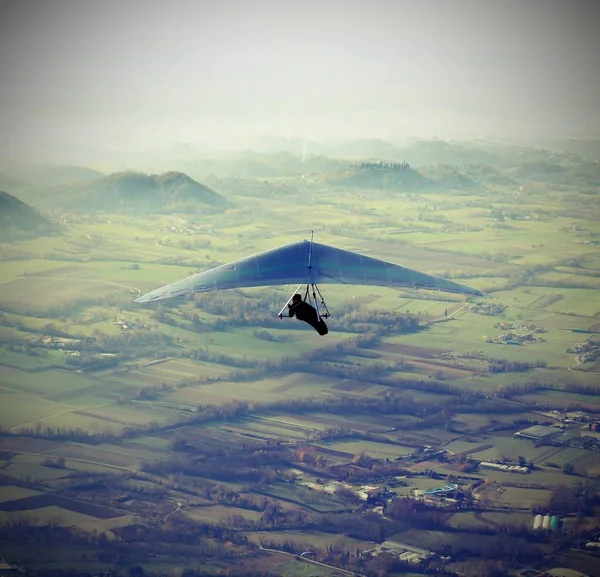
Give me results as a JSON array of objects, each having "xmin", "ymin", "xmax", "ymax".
[{"xmin": 278, "ymin": 284, "xmax": 304, "ymax": 318}]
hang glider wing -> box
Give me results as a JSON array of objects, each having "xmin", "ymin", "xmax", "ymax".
[{"xmin": 135, "ymin": 239, "xmax": 483, "ymax": 303}]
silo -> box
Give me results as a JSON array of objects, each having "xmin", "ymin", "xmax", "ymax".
[
  {"xmin": 533, "ymin": 514, "xmax": 543, "ymax": 530},
  {"xmin": 550, "ymin": 516, "xmax": 560, "ymax": 531},
  {"xmin": 542, "ymin": 515, "xmax": 551, "ymax": 530}
]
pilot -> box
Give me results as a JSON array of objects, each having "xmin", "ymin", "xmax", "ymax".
[{"xmin": 288, "ymin": 294, "xmax": 328, "ymax": 335}]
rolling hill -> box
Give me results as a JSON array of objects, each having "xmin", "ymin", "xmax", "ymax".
[
  {"xmin": 506, "ymin": 160, "xmax": 600, "ymax": 187},
  {"xmin": 182, "ymin": 151, "xmax": 346, "ymax": 179},
  {"xmin": 61, "ymin": 171, "xmax": 228, "ymax": 213},
  {"xmin": 0, "ymin": 191, "xmax": 56, "ymax": 240},
  {"xmin": 419, "ymin": 164, "xmax": 484, "ymax": 192},
  {"xmin": 0, "ymin": 163, "xmax": 105, "ymax": 189},
  {"xmin": 328, "ymin": 162, "xmax": 433, "ymax": 191},
  {"xmin": 398, "ymin": 139, "xmax": 502, "ymax": 167},
  {"xmin": 0, "ymin": 172, "xmax": 29, "ymax": 193},
  {"xmin": 326, "ymin": 161, "xmax": 522, "ymax": 194}
]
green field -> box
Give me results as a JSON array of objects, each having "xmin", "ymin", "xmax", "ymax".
[
  {"xmin": 0, "ymin": 485, "xmax": 43, "ymax": 502},
  {"xmin": 243, "ymin": 529, "xmax": 375, "ymax": 552},
  {"xmin": 447, "ymin": 510, "xmax": 533, "ymax": 530},
  {"xmin": 184, "ymin": 504, "xmax": 263, "ymax": 523}
]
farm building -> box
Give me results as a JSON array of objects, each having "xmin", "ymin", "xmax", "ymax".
[
  {"xmin": 356, "ymin": 485, "xmax": 384, "ymax": 501},
  {"xmin": 479, "ymin": 461, "xmax": 529, "ymax": 474},
  {"xmin": 558, "ymin": 431, "xmax": 582, "ymax": 445},
  {"xmin": 514, "ymin": 425, "xmax": 562, "ymax": 441},
  {"xmin": 398, "ymin": 552, "xmax": 420, "ymax": 563},
  {"xmin": 570, "ymin": 435, "xmax": 600, "ymax": 449},
  {"xmin": 375, "ymin": 541, "xmax": 434, "ymax": 563}
]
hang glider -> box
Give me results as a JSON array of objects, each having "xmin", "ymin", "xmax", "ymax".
[{"xmin": 134, "ymin": 238, "xmax": 483, "ymax": 307}]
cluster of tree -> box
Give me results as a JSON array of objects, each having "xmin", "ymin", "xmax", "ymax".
[
  {"xmin": 202, "ymin": 489, "xmax": 269, "ymax": 513},
  {"xmin": 527, "ymin": 276, "xmax": 600, "ymax": 290},
  {"xmin": 454, "ymin": 397, "xmax": 526, "ymax": 415},
  {"xmin": 167, "ymin": 237, "xmax": 212, "ymax": 251},
  {"xmin": 185, "ymin": 346, "xmax": 260, "ymax": 368},
  {"xmin": 352, "ymin": 161, "xmax": 411, "ymax": 170},
  {"xmin": 252, "ymin": 328, "xmax": 291, "ymax": 342},
  {"xmin": 317, "ymin": 511, "xmax": 388, "ymax": 542},
  {"xmin": 332, "ymin": 308, "xmax": 421, "ymax": 335},
  {"xmin": 0, "ymin": 516, "xmax": 79, "ymax": 544},
  {"xmin": 0, "ymin": 314, "xmax": 74, "ymax": 339},
  {"xmin": 41, "ymin": 457, "xmax": 67, "ymax": 469},
  {"xmin": 309, "ymin": 425, "xmax": 396, "ymax": 445},
  {"xmin": 386, "ymin": 497, "xmax": 448, "ymax": 530},
  {"xmin": 488, "ymin": 358, "xmax": 547, "ymax": 373},
  {"xmin": 255, "ymin": 394, "xmax": 442, "ymax": 420},
  {"xmin": 417, "ymin": 211, "xmax": 451, "ymax": 223},
  {"xmin": 498, "ymin": 378, "xmax": 600, "ymax": 399},
  {"xmin": 141, "ymin": 452, "xmax": 291, "ymax": 485},
  {"xmin": 9, "ymin": 418, "xmax": 163, "ymax": 443},
  {"xmin": 65, "ymin": 353, "xmax": 123, "ymax": 371},
  {"xmin": 535, "ymin": 483, "xmax": 597, "ymax": 517},
  {"xmin": 191, "ymin": 291, "xmax": 422, "ymax": 335},
  {"xmin": 91, "ymin": 330, "xmax": 175, "ymax": 355},
  {"xmin": 332, "ymin": 461, "xmax": 412, "ymax": 483},
  {"xmin": 284, "ymin": 358, "xmax": 391, "ymax": 381}
]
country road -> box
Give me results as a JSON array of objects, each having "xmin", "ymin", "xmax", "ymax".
[
  {"xmin": 259, "ymin": 545, "xmax": 362, "ymax": 576},
  {"xmin": 9, "ymin": 402, "xmax": 116, "ymax": 432},
  {"xmin": 9, "ymin": 450, "xmax": 139, "ymax": 474}
]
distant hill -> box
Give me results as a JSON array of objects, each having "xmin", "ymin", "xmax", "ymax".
[
  {"xmin": 242, "ymin": 136, "xmax": 327, "ymax": 156},
  {"xmin": 0, "ymin": 163, "xmax": 105, "ymax": 189},
  {"xmin": 461, "ymin": 164, "xmax": 517, "ymax": 187},
  {"xmin": 328, "ymin": 162, "xmax": 433, "ymax": 191},
  {"xmin": 325, "ymin": 139, "xmax": 401, "ymax": 160},
  {"xmin": 184, "ymin": 151, "xmax": 345, "ymax": 179},
  {"xmin": 508, "ymin": 160, "xmax": 600, "ymax": 187},
  {"xmin": 569, "ymin": 162, "xmax": 600, "ymax": 187},
  {"xmin": 0, "ymin": 172, "xmax": 29, "ymax": 192},
  {"xmin": 215, "ymin": 177, "xmax": 300, "ymax": 198},
  {"xmin": 398, "ymin": 140, "xmax": 501, "ymax": 167},
  {"xmin": 330, "ymin": 161, "xmax": 508, "ymax": 193},
  {"xmin": 535, "ymin": 137, "xmax": 600, "ymax": 160},
  {"xmin": 419, "ymin": 164, "xmax": 484, "ymax": 192},
  {"xmin": 0, "ymin": 191, "xmax": 56, "ymax": 240},
  {"xmin": 509, "ymin": 160, "xmax": 566, "ymax": 181},
  {"xmin": 63, "ymin": 171, "xmax": 228, "ymax": 213}
]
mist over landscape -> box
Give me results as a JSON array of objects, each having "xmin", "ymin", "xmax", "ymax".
[
  {"xmin": 1, "ymin": 1, "xmax": 600, "ymax": 577},
  {"xmin": 1, "ymin": 0, "xmax": 599, "ymax": 164}
]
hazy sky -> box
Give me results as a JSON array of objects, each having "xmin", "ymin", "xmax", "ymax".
[{"xmin": 0, "ymin": 0, "xmax": 598, "ymax": 157}]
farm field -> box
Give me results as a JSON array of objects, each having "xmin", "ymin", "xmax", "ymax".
[
  {"xmin": 446, "ymin": 510, "xmax": 533, "ymax": 530},
  {"xmin": 1, "ymin": 139, "xmax": 600, "ymax": 577}
]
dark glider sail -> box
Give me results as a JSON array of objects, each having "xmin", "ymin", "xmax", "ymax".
[{"xmin": 135, "ymin": 239, "xmax": 482, "ymax": 303}]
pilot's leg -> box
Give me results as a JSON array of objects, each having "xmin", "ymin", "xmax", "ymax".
[{"xmin": 317, "ymin": 320, "xmax": 328, "ymax": 335}]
